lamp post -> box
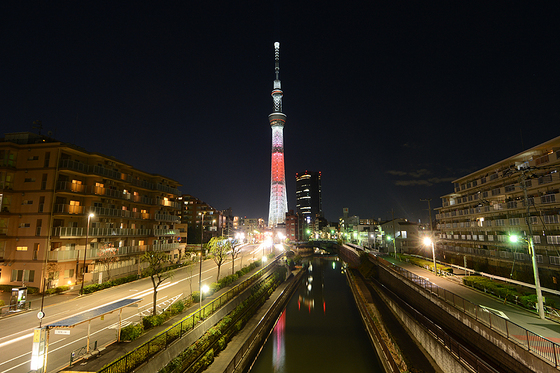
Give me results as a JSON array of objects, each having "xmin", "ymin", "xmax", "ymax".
[
  {"xmin": 198, "ymin": 212, "xmax": 206, "ymax": 302},
  {"xmin": 422, "ymin": 237, "xmax": 438, "ymax": 277},
  {"xmin": 387, "ymin": 236, "xmax": 396, "ymax": 259},
  {"xmin": 510, "ymin": 234, "xmax": 545, "ymax": 319},
  {"xmin": 80, "ymin": 213, "xmax": 95, "ymax": 295}
]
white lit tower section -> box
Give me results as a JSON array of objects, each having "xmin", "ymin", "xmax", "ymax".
[{"xmin": 268, "ymin": 42, "xmax": 288, "ymax": 227}]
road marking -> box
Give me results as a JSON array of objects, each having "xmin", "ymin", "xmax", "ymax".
[{"xmin": 479, "ymin": 305, "xmax": 509, "ymax": 319}]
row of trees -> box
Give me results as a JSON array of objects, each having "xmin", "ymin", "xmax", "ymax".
[{"xmin": 142, "ymin": 236, "xmax": 243, "ymax": 316}]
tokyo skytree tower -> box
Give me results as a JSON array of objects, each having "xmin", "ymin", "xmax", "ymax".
[{"xmin": 268, "ymin": 42, "xmax": 288, "ymax": 227}]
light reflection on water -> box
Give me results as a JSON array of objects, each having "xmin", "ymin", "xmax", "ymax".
[
  {"xmin": 273, "ymin": 311, "xmax": 286, "ymax": 371},
  {"xmin": 249, "ymin": 257, "xmax": 383, "ymax": 373}
]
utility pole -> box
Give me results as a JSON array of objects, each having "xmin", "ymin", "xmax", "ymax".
[
  {"xmin": 392, "ymin": 209, "xmax": 396, "ymax": 259},
  {"xmin": 420, "ymin": 198, "xmax": 433, "ymax": 234},
  {"xmin": 520, "ymin": 170, "xmax": 545, "ymax": 319}
]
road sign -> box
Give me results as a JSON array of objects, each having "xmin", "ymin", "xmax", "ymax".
[{"xmin": 54, "ymin": 330, "xmax": 71, "ymax": 335}]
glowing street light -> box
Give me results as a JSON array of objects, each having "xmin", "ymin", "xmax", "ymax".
[
  {"xmin": 422, "ymin": 237, "xmax": 438, "ymax": 277},
  {"xmin": 510, "ymin": 233, "xmax": 545, "ymax": 319},
  {"xmin": 200, "ymin": 284, "xmax": 209, "ymax": 315},
  {"xmin": 387, "ymin": 235, "xmax": 396, "ymax": 259}
]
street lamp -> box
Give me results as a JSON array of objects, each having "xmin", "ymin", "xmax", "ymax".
[
  {"xmin": 198, "ymin": 212, "xmax": 207, "ymax": 301},
  {"xmin": 422, "ymin": 237, "xmax": 438, "ymax": 277},
  {"xmin": 387, "ymin": 235, "xmax": 396, "ymax": 259},
  {"xmin": 510, "ymin": 234, "xmax": 545, "ymax": 319},
  {"xmin": 80, "ymin": 213, "xmax": 95, "ymax": 295}
]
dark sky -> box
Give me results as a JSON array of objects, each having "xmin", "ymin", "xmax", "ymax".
[{"xmin": 2, "ymin": 2, "xmax": 560, "ymax": 224}]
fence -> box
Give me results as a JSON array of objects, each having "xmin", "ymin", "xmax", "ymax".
[
  {"xmin": 376, "ymin": 256, "xmax": 560, "ymax": 368},
  {"xmin": 0, "ymin": 300, "xmax": 32, "ymax": 316},
  {"xmin": 98, "ymin": 257, "xmax": 281, "ymax": 373}
]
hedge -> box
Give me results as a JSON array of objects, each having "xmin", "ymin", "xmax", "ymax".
[{"xmin": 462, "ymin": 275, "xmax": 556, "ymax": 309}]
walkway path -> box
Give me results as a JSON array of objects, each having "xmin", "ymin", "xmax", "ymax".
[{"xmin": 382, "ymin": 256, "xmax": 560, "ymax": 343}]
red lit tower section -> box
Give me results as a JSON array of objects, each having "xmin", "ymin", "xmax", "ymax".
[{"xmin": 268, "ymin": 42, "xmax": 288, "ymax": 227}]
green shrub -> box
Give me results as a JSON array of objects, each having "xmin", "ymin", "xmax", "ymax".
[
  {"xmin": 0, "ymin": 300, "xmax": 5, "ymax": 307},
  {"xmin": 192, "ymin": 291, "xmax": 201, "ymax": 303},
  {"xmin": 142, "ymin": 314, "xmax": 165, "ymax": 330},
  {"xmin": 120, "ymin": 323, "xmax": 144, "ymax": 341},
  {"xmin": 169, "ymin": 300, "xmax": 185, "ymax": 314}
]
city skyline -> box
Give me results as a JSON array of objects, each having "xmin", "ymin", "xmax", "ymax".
[{"xmin": 2, "ymin": 2, "xmax": 560, "ymax": 223}]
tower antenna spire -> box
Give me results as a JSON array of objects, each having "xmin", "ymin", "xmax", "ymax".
[
  {"xmin": 268, "ymin": 42, "xmax": 288, "ymax": 227},
  {"xmin": 274, "ymin": 41, "xmax": 280, "ymax": 81}
]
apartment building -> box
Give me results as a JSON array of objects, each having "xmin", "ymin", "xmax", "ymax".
[
  {"xmin": 0, "ymin": 132, "xmax": 182, "ymax": 291},
  {"xmin": 436, "ymin": 135, "xmax": 560, "ymax": 287},
  {"xmin": 179, "ymin": 194, "xmax": 224, "ymax": 244}
]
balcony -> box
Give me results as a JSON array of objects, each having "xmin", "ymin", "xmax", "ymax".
[
  {"xmin": 54, "ymin": 204, "xmax": 84, "ymax": 214},
  {"xmin": 53, "ymin": 226, "xmax": 152, "ymax": 238},
  {"xmin": 56, "ymin": 181, "xmax": 85, "ymax": 194},
  {"xmin": 154, "ymin": 229, "xmax": 179, "ymax": 236},
  {"xmin": 48, "ymin": 245, "xmax": 149, "ymax": 262},
  {"xmin": 155, "ymin": 213, "xmax": 180, "ymax": 223}
]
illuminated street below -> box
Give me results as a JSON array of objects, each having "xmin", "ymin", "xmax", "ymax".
[{"xmin": 249, "ymin": 257, "xmax": 382, "ymax": 373}]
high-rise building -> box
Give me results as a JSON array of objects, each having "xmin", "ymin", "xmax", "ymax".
[
  {"xmin": 0, "ymin": 132, "xmax": 182, "ymax": 291},
  {"xmin": 436, "ymin": 135, "xmax": 560, "ymax": 288},
  {"xmin": 296, "ymin": 171, "xmax": 322, "ymax": 223},
  {"xmin": 268, "ymin": 42, "xmax": 288, "ymax": 227}
]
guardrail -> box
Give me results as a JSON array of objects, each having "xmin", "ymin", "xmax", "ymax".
[
  {"xmin": 376, "ymin": 256, "xmax": 560, "ymax": 369},
  {"xmin": 0, "ymin": 301, "xmax": 32, "ymax": 316},
  {"xmin": 98, "ymin": 256, "xmax": 281, "ymax": 373}
]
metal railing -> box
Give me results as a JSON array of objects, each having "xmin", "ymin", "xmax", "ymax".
[{"xmin": 377, "ymin": 256, "xmax": 560, "ymax": 368}]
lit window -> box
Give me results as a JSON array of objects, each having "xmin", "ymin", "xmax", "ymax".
[{"xmin": 17, "ymin": 246, "xmax": 28, "ymax": 251}]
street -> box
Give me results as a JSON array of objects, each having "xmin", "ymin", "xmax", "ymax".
[{"xmin": 0, "ymin": 244, "xmax": 265, "ymax": 373}]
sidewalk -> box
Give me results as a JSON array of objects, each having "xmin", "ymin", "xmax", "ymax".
[{"xmin": 0, "ymin": 285, "xmax": 81, "ymax": 317}]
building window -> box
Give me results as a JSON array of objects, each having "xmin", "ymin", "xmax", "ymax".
[
  {"xmin": 17, "ymin": 246, "xmax": 28, "ymax": 251},
  {"xmin": 11, "ymin": 269, "xmax": 34, "ymax": 282},
  {"xmin": 19, "ymin": 223, "xmax": 31, "ymax": 228},
  {"xmin": 541, "ymin": 194, "xmax": 556, "ymax": 204},
  {"xmin": 33, "ymin": 243, "xmax": 39, "ymax": 260},
  {"xmin": 538, "ymin": 174, "xmax": 553, "ymax": 185},
  {"xmin": 547, "ymin": 236, "xmax": 560, "ymax": 245},
  {"xmin": 64, "ymin": 269, "xmax": 75, "ymax": 279},
  {"xmin": 543, "ymin": 215, "xmax": 560, "ymax": 224},
  {"xmin": 24, "ymin": 178, "xmax": 36, "ymax": 183},
  {"xmin": 504, "ymin": 184, "xmax": 516, "ymax": 192}
]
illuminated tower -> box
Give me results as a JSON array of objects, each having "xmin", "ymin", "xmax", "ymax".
[{"xmin": 268, "ymin": 42, "xmax": 288, "ymax": 227}]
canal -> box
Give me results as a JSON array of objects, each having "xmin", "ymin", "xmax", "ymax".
[{"xmin": 248, "ymin": 257, "xmax": 383, "ymax": 372}]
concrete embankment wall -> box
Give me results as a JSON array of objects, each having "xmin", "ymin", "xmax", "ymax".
[{"xmin": 375, "ymin": 261, "xmax": 549, "ymax": 373}]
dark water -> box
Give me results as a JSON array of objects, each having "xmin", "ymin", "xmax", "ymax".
[{"xmin": 248, "ymin": 257, "xmax": 383, "ymax": 373}]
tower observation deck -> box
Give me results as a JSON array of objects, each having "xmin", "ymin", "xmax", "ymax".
[{"xmin": 268, "ymin": 42, "xmax": 288, "ymax": 227}]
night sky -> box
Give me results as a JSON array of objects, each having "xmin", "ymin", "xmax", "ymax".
[{"xmin": 2, "ymin": 2, "xmax": 560, "ymax": 224}]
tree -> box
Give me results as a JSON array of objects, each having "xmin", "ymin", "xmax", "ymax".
[
  {"xmin": 142, "ymin": 250, "xmax": 172, "ymax": 316},
  {"xmin": 229, "ymin": 238, "xmax": 242, "ymax": 275},
  {"xmin": 208, "ymin": 236, "xmax": 228, "ymax": 281},
  {"xmin": 97, "ymin": 243, "xmax": 117, "ymax": 281}
]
